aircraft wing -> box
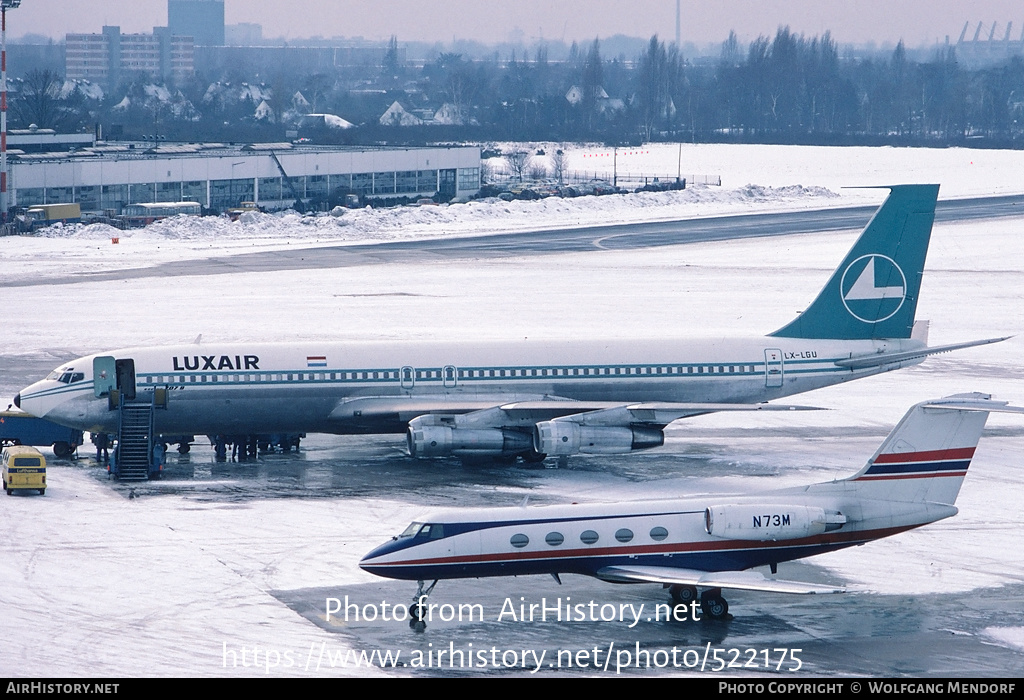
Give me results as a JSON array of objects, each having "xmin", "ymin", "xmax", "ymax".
[
  {"xmin": 327, "ymin": 394, "xmax": 576, "ymax": 423},
  {"xmin": 595, "ymin": 565, "xmax": 845, "ymax": 595},
  {"xmin": 538, "ymin": 401, "xmax": 821, "ymax": 428},
  {"xmin": 330, "ymin": 397, "xmax": 822, "ymax": 428},
  {"xmin": 835, "ymin": 336, "xmax": 1010, "ymax": 370}
]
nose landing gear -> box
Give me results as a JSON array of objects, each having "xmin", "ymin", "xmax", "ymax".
[{"xmin": 409, "ymin": 579, "xmax": 438, "ymax": 633}]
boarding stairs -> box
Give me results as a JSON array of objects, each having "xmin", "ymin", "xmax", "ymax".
[{"xmin": 113, "ymin": 396, "xmax": 156, "ymax": 481}]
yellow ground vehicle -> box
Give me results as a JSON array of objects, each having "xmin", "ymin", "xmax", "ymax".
[{"xmin": 2, "ymin": 445, "xmax": 47, "ymax": 495}]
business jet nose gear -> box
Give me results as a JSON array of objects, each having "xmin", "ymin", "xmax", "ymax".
[{"xmin": 409, "ymin": 579, "xmax": 438, "ymax": 633}]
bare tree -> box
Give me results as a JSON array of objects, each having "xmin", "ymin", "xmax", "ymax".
[
  {"xmin": 504, "ymin": 150, "xmax": 531, "ymax": 181},
  {"xmin": 550, "ymin": 148, "xmax": 569, "ymax": 185},
  {"xmin": 14, "ymin": 69, "xmax": 64, "ymax": 129}
]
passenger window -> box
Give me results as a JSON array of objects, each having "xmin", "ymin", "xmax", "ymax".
[
  {"xmin": 545, "ymin": 532, "xmax": 564, "ymax": 546},
  {"xmin": 580, "ymin": 530, "xmax": 599, "ymax": 545},
  {"xmin": 615, "ymin": 528, "xmax": 634, "ymax": 543},
  {"xmin": 650, "ymin": 527, "xmax": 669, "ymax": 541},
  {"xmin": 510, "ymin": 534, "xmax": 529, "ymax": 548}
]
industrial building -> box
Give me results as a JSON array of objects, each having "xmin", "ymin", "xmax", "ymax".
[{"xmin": 9, "ymin": 142, "xmax": 482, "ymax": 213}]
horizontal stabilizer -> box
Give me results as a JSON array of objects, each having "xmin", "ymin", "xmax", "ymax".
[
  {"xmin": 834, "ymin": 336, "xmax": 1010, "ymax": 369},
  {"xmin": 596, "ymin": 565, "xmax": 844, "ymax": 595},
  {"xmin": 920, "ymin": 394, "xmax": 1024, "ymax": 415}
]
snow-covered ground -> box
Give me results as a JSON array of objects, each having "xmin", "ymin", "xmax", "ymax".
[
  {"xmin": 3, "ymin": 142, "xmax": 1021, "ymax": 282},
  {"xmin": 2, "ymin": 143, "xmax": 1023, "ymax": 676}
]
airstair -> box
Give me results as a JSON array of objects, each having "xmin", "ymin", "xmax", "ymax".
[{"xmin": 110, "ymin": 393, "xmax": 163, "ymax": 481}]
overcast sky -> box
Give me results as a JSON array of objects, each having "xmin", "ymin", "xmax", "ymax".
[{"xmin": 10, "ymin": 1, "xmax": 1024, "ymax": 48}]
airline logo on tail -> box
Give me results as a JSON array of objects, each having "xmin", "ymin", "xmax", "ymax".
[{"xmin": 840, "ymin": 254, "xmax": 907, "ymax": 323}]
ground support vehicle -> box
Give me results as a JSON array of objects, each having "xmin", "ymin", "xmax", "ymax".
[
  {"xmin": 0, "ymin": 411, "xmax": 83, "ymax": 458},
  {"xmin": 2, "ymin": 445, "xmax": 47, "ymax": 495}
]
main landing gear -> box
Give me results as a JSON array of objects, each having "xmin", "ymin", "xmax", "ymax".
[
  {"xmin": 668, "ymin": 585, "xmax": 730, "ymax": 620},
  {"xmin": 700, "ymin": 589, "xmax": 729, "ymax": 620},
  {"xmin": 409, "ymin": 579, "xmax": 438, "ymax": 633}
]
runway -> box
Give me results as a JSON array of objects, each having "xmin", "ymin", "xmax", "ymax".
[{"xmin": 7, "ymin": 193, "xmax": 1024, "ymax": 288}]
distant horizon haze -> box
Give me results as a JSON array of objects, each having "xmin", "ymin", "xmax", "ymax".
[{"xmin": 8, "ymin": 1, "xmax": 1024, "ymax": 49}]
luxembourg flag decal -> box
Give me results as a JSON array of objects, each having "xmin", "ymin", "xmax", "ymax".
[{"xmin": 307, "ymin": 356, "xmax": 328, "ymax": 368}]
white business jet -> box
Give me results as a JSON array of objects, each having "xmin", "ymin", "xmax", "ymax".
[{"xmin": 361, "ymin": 394, "xmax": 1023, "ymax": 629}]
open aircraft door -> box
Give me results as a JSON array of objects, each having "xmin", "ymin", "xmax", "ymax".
[
  {"xmin": 764, "ymin": 348, "xmax": 784, "ymax": 388},
  {"xmin": 93, "ymin": 357, "xmax": 117, "ymax": 398},
  {"xmin": 115, "ymin": 359, "xmax": 137, "ymax": 401}
]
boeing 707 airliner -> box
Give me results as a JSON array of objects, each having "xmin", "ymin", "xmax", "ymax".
[{"xmin": 15, "ymin": 185, "xmax": 1006, "ymax": 462}]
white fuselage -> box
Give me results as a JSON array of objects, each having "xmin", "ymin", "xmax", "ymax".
[
  {"xmin": 18, "ymin": 335, "xmax": 923, "ymax": 437},
  {"xmin": 359, "ymin": 488, "xmax": 954, "ymax": 582}
]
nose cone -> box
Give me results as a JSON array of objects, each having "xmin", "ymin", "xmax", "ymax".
[
  {"xmin": 16, "ymin": 379, "xmax": 59, "ymax": 420},
  {"xmin": 360, "ymin": 538, "xmax": 418, "ymax": 579},
  {"xmin": 360, "ymin": 541, "xmax": 394, "ymax": 571}
]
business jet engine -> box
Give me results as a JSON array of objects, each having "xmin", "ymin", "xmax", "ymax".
[{"xmin": 704, "ymin": 504, "xmax": 846, "ymax": 542}]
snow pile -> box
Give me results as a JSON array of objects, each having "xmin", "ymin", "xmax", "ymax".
[
  {"xmin": 983, "ymin": 627, "xmax": 1024, "ymax": 652},
  {"xmin": 35, "ymin": 183, "xmax": 841, "ymax": 248}
]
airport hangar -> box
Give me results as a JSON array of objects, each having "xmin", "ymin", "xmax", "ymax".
[{"xmin": 8, "ymin": 142, "xmax": 483, "ymax": 213}]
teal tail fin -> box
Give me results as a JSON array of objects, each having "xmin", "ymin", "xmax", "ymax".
[{"xmin": 770, "ymin": 184, "xmax": 939, "ymax": 340}]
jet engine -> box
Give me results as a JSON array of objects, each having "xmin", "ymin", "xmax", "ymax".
[
  {"xmin": 407, "ymin": 425, "xmax": 533, "ymax": 458},
  {"xmin": 533, "ymin": 421, "xmax": 665, "ymax": 456},
  {"xmin": 704, "ymin": 504, "xmax": 846, "ymax": 542}
]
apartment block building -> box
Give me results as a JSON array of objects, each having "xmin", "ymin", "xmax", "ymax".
[{"xmin": 65, "ymin": 26, "xmax": 194, "ymax": 85}]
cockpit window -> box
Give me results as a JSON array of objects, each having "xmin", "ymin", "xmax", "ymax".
[
  {"xmin": 398, "ymin": 522, "xmax": 445, "ymax": 539},
  {"xmin": 400, "ymin": 522, "xmax": 423, "ymax": 538},
  {"xmin": 52, "ymin": 369, "xmax": 85, "ymax": 385},
  {"xmin": 420, "ymin": 524, "xmax": 444, "ymax": 539},
  {"xmin": 46, "ymin": 367, "xmax": 84, "ymax": 384}
]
